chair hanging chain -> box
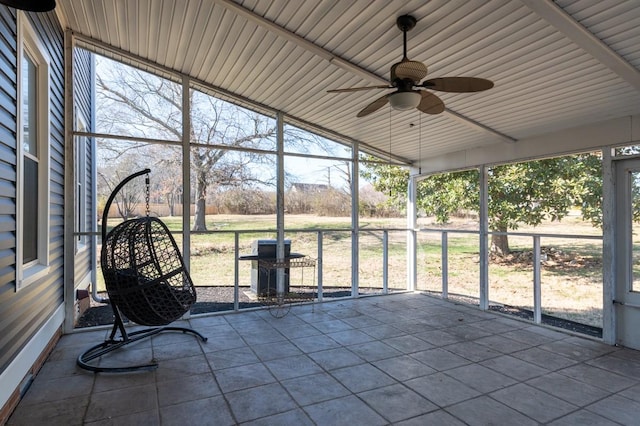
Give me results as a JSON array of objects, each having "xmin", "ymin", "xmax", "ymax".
[{"xmin": 145, "ymin": 173, "xmax": 150, "ymax": 217}]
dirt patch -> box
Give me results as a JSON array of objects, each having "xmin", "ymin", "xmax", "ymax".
[{"xmin": 490, "ymin": 246, "xmax": 601, "ymax": 271}]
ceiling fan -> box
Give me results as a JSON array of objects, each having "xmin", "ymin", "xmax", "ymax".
[
  {"xmin": 328, "ymin": 15, "xmax": 493, "ymax": 117},
  {"xmin": 0, "ymin": 0, "xmax": 56, "ymax": 12}
]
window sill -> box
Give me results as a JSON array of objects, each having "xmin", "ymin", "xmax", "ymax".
[{"xmin": 18, "ymin": 263, "xmax": 52, "ymax": 291}]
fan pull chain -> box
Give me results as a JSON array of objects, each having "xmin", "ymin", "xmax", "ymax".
[
  {"xmin": 145, "ymin": 173, "xmax": 150, "ymax": 217},
  {"xmin": 388, "ymin": 106, "xmax": 392, "ymax": 197},
  {"xmin": 419, "ymin": 112, "xmax": 422, "ymax": 174}
]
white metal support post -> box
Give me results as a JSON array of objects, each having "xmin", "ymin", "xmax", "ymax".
[
  {"xmin": 276, "ymin": 112, "xmax": 285, "ymax": 296},
  {"xmin": 407, "ymin": 174, "xmax": 418, "ymax": 291},
  {"xmin": 602, "ymin": 148, "xmax": 616, "ymax": 344},
  {"xmin": 317, "ymin": 231, "xmax": 323, "ymax": 301},
  {"xmin": 533, "ymin": 235, "xmax": 542, "ymax": 323},
  {"xmin": 383, "ymin": 230, "xmax": 389, "ymax": 294},
  {"xmin": 442, "ymin": 231, "xmax": 448, "ymax": 298},
  {"xmin": 234, "ymin": 233, "xmax": 240, "ymax": 311},
  {"xmin": 182, "ymin": 77, "xmax": 191, "ymax": 270},
  {"xmin": 351, "ymin": 142, "xmax": 359, "ymax": 297},
  {"xmin": 181, "ymin": 76, "xmax": 192, "ymax": 319},
  {"xmin": 479, "ymin": 166, "xmax": 489, "ymax": 310}
]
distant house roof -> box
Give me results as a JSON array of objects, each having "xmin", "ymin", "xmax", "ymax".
[{"xmin": 289, "ymin": 183, "xmax": 329, "ymax": 193}]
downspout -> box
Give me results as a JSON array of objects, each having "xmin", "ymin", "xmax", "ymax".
[
  {"xmin": 84, "ymin": 38, "xmax": 107, "ymax": 305},
  {"xmin": 90, "ymin": 51, "xmax": 98, "ymax": 304}
]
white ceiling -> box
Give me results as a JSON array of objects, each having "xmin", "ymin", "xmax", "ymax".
[{"xmin": 57, "ymin": 0, "xmax": 640, "ymax": 167}]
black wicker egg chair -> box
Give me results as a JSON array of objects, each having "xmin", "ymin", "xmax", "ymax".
[{"xmin": 78, "ymin": 169, "xmax": 207, "ymax": 373}]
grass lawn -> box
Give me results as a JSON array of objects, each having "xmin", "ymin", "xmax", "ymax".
[{"xmin": 97, "ymin": 212, "xmax": 604, "ymax": 328}]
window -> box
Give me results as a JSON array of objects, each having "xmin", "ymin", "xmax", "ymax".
[{"xmin": 17, "ymin": 14, "xmax": 50, "ymax": 290}]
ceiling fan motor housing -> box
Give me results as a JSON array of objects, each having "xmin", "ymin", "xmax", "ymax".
[{"xmin": 391, "ymin": 60, "xmax": 428, "ymax": 83}]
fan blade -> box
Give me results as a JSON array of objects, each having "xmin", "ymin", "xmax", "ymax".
[
  {"xmin": 421, "ymin": 77, "xmax": 494, "ymax": 93},
  {"xmin": 417, "ymin": 91, "xmax": 445, "ymax": 114},
  {"xmin": 357, "ymin": 94, "xmax": 390, "ymax": 117},
  {"xmin": 328, "ymin": 85, "xmax": 392, "ymax": 93}
]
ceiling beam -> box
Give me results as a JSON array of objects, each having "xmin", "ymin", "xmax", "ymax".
[
  {"xmin": 212, "ymin": 0, "xmax": 384, "ymax": 84},
  {"xmin": 444, "ymin": 109, "xmax": 517, "ymax": 143},
  {"xmin": 521, "ymin": 0, "xmax": 640, "ymax": 92},
  {"xmin": 418, "ymin": 114, "xmax": 640, "ymax": 176},
  {"xmin": 213, "ymin": 0, "xmax": 516, "ymax": 144}
]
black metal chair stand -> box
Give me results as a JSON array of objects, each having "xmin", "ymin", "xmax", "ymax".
[{"xmin": 78, "ymin": 169, "xmax": 207, "ymax": 373}]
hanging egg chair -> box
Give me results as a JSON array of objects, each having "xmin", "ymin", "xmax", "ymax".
[
  {"xmin": 78, "ymin": 169, "xmax": 206, "ymax": 373},
  {"xmin": 102, "ymin": 216, "xmax": 196, "ymax": 325}
]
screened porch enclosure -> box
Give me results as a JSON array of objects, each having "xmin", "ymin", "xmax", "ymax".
[
  {"xmin": 74, "ymin": 43, "xmax": 616, "ymax": 342},
  {"xmin": 53, "ymin": 0, "xmax": 638, "ymax": 355},
  {"xmin": 4, "ymin": 1, "xmax": 640, "ymax": 424}
]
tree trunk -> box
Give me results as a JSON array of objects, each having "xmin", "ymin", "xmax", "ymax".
[
  {"xmin": 192, "ymin": 171, "xmax": 208, "ymax": 231},
  {"xmin": 167, "ymin": 192, "xmax": 175, "ymax": 217},
  {"xmin": 491, "ymin": 229, "xmax": 510, "ymax": 256}
]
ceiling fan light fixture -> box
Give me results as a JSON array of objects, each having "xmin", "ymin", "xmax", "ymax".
[
  {"xmin": 389, "ymin": 91, "xmax": 421, "ymax": 111},
  {"xmin": 0, "ymin": 0, "xmax": 55, "ymax": 12}
]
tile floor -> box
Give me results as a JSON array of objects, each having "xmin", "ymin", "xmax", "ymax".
[{"xmin": 7, "ymin": 292, "xmax": 640, "ymax": 425}]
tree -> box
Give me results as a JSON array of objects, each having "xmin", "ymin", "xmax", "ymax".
[
  {"xmin": 486, "ymin": 156, "xmax": 601, "ymax": 254},
  {"xmin": 97, "ymin": 151, "xmax": 147, "ymax": 220},
  {"xmin": 96, "ymin": 58, "xmax": 276, "ymax": 231},
  {"xmin": 153, "ymin": 154, "xmax": 182, "ymax": 216},
  {"xmin": 96, "ymin": 57, "xmax": 329, "ymax": 230},
  {"xmin": 188, "ymin": 91, "xmax": 277, "ymax": 230},
  {"xmin": 359, "ymin": 183, "xmax": 403, "ymax": 217},
  {"xmin": 360, "ymin": 153, "xmax": 606, "ymax": 254},
  {"xmin": 360, "ymin": 157, "xmax": 413, "ymax": 215}
]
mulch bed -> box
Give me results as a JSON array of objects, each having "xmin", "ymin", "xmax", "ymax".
[
  {"xmin": 76, "ymin": 286, "xmax": 378, "ymax": 328},
  {"xmin": 77, "ymin": 286, "xmax": 603, "ymax": 338},
  {"xmin": 488, "ymin": 304, "xmax": 602, "ymax": 338},
  {"xmin": 424, "ymin": 291, "xmax": 602, "ymax": 338}
]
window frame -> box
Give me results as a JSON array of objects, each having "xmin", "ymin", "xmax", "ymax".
[{"xmin": 16, "ymin": 13, "xmax": 51, "ymax": 291}]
